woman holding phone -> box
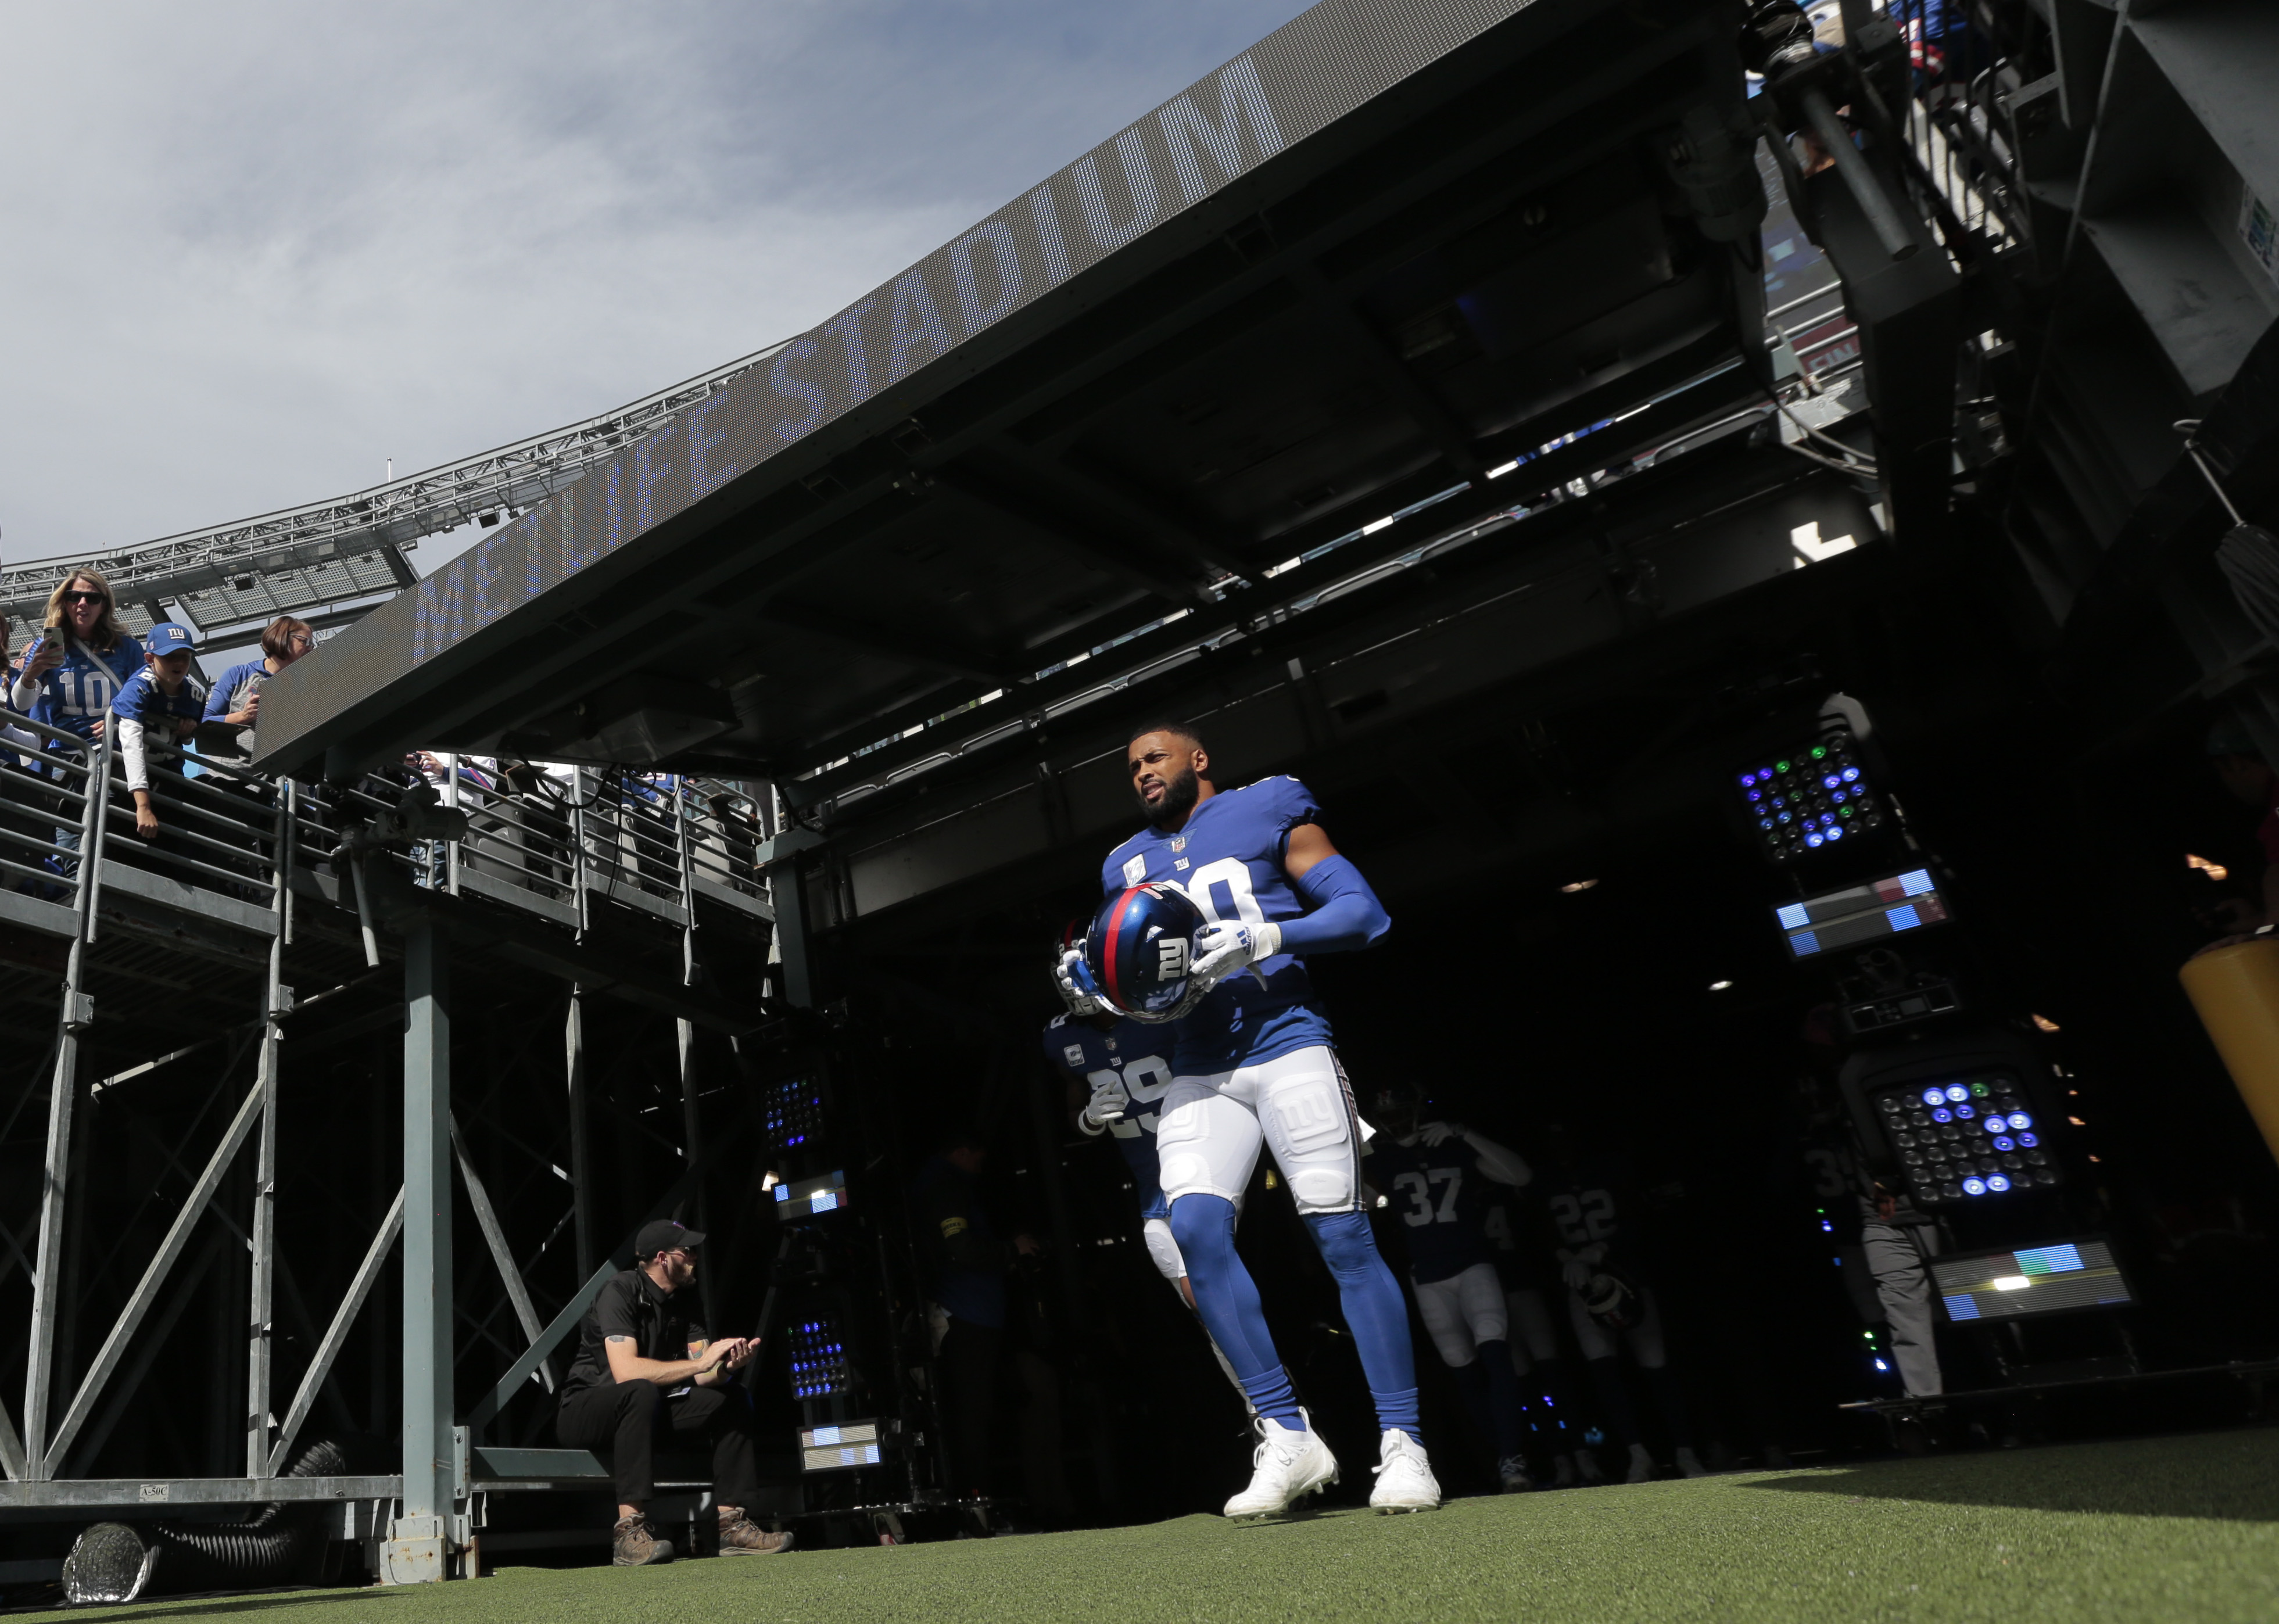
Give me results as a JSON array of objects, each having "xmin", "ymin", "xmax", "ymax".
[
  {"xmin": 9, "ymin": 568, "xmax": 146, "ymax": 872},
  {"xmin": 10, "ymin": 568, "xmax": 144, "ymax": 747}
]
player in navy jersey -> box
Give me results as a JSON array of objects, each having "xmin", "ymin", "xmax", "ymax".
[
  {"xmin": 1042, "ymin": 1008, "xmax": 1249, "ymax": 1404},
  {"xmin": 1365, "ymin": 1084, "xmax": 1536, "ymax": 1492},
  {"xmin": 1062, "ymin": 721, "xmax": 1438, "ymax": 1518},
  {"xmin": 1536, "ymin": 1125, "xmax": 1706, "ymax": 1482}
]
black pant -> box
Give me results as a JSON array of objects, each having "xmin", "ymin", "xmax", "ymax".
[
  {"xmin": 937, "ymin": 1320, "xmax": 1003, "ymax": 1496},
  {"xmin": 557, "ymin": 1380, "xmax": 760, "ymax": 1508}
]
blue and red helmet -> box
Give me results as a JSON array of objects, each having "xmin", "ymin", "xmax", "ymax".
[{"xmin": 1079, "ymin": 882, "xmax": 1207, "ymax": 1021}]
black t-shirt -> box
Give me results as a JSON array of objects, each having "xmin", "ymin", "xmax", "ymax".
[{"xmin": 561, "ymin": 1268, "xmax": 708, "ymax": 1396}]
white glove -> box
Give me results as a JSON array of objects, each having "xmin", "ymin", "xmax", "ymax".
[
  {"xmin": 1082, "ymin": 1077, "xmax": 1130, "ymax": 1130},
  {"xmin": 1561, "ymin": 1255, "xmax": 1594, "ymax": 1291},
  {"xmin": 1189, "ymin": 919, "xmax": 1282, "ymax": 988},
  {"xmin": 1418, "ymin": 1120, "xmax": 1463, "ymax": 1146},
  {"xmin": 1054, "ymin": 948, "xmax": 1103, "ymax": 1018},
  {"xmin": 1558, "ymin": 1243, "xmax": 1606, "ymax": 1292}
]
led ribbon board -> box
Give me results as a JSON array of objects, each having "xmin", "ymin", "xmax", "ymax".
[
  {"xmin": 1871, "ymin": 1071, "xmax": 2060, "ymax": 1207},
  {"xmin": 1776, "ymin": 867, "xmax": 1950, "ymax": 959},
  {"xmin": 800, "ymin": 1421, "xmax": 883, "ymax": 1472},
  {"xmin": 1931, "ymin": 1240, "xmax": 2131, "ymax": 1323},
  {"xmin": 253, "ymin": 0, "xmax": 1551, "ymax": 772},
  {"xmin": 774, "ymin": 1170, "xmax": 850, "ymax": 1218},
  {"xmin": 1737, "ymin": 731, "xmax": 1884, "ymax": 864}
]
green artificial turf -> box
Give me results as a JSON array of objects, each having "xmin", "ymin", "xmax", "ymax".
[{"xmin": 20, "ymin": 1429, "xmax": 2279, "ymax": 1624}]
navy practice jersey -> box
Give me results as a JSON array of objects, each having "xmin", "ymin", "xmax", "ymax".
[
  {"xmin": 1042, "ymin": 1013, "xmax": 1178, "ymax": 1222},
  {"xmin": 1368, "ymin": 1135, "xmax": 1507, "ymax": 1285},
  {"xmin": 1479, "ymin": 1190, "xmax": 1553, "ymax": 1292},
  {"xmin": 1536, "ymin": 1158, "xmax": 1646, "ymax": 1277},
  {"xmin": 1100, "ymin": 776, "xmax": 1336, "ymax": 1076}
]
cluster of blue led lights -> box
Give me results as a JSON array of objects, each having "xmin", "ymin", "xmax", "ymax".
[
  {"xmin": 1740, "ymin": 738, "xmax": 1883, "ymax": 862},
  {"xmin": 1919, "ymin": 1083, "xmax": 2038, "ymax": 1193},
  {"xmin": 791, "ymin": 1320, "xmax": 848, "ymax": 1400}
]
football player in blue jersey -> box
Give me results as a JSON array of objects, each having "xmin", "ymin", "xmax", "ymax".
[
  {"xmin": 1364, "ymin": 1083, "xmax": 1537, "ymax": 1492},
  {"xmin": 1042, "ymin": 1006, "xmax": 1249, "ymax": 1404},
  {"xmin": 1060, "ymin": 720, "xmax": 1439, "ymax": 1518}
]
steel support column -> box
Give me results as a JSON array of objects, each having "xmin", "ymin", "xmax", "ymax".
[
  {"xmin": 385, "ymin": 919, "xmax": 454, "ymax": 1584},
  {"xmin": 565, "ymin": 989, "xmax": 596, "ymax": 1279},
  {"xmin": 246, "ymin": 781, "xmax": 296, "ymax": 1474},
  {"xmin": 21, "ymin": 731, "xmax": 112, "ymax": 1479}
]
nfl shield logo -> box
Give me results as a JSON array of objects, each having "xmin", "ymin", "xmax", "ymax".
[{"xmin": 1169, "ymin": 836, "xmax": 1187, "ymax": 854}]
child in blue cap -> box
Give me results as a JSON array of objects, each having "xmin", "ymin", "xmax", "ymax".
[{"xmin": 112, "ymin": 622, "xmax": 205, "ymax": 841}]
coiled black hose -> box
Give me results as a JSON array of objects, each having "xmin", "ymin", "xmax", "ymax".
[{"xmin": 61, "ymin": 1439, "xmax": 353, "ymax": 1604}]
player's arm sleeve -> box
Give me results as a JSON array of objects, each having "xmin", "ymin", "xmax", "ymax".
[
  {"xmin": 1278, "ymin": 854, "xmax": 1391, "ymax": 954},
  {"xmin": 117, "ymin": 716, "xmax": 152, "ymax": 793},
  {"xmin": 1464, "ymin": 1132, "xmax": 1532, "ymax": 1189}
]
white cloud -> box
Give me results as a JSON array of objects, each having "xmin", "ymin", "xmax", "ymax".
[{"xmin": 0, "ymin": 0, "xmax": 1309, "ymax": 564}]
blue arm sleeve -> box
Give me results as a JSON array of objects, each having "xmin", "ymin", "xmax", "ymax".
[{"xmin": 1278, "ymin": 854, "xmax": 1391, "ymax": 955}]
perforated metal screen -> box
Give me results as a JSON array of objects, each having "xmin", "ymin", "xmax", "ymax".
[{"xmin": 255, "ymin": 0, "xmax": 1540, "ymax": 769}]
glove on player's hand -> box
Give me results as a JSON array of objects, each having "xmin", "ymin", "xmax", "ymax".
[
  {"xmin": 1083, "ymin": 1077, "xmax": 1129, "ymax": 1130},
  {"xmin": 1561, "ymin": 1256, "xmax": 1595, "ymax": 1291},
  {"xmin": 1418, "ymin": 1121, "xmax": 1464, "ymax": 1146},
  {"xmin": 1190, "ymin": 920, "xmax": 1283, "ymax": 988},
  {"xmin": 1055, "ymin": 948, "xmax": 1103, "ymax": 1018}
]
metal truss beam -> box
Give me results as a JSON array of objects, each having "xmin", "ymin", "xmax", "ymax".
[{"xmin": 0, "ymin": 340, "xmax": 789, "ymax": 632}]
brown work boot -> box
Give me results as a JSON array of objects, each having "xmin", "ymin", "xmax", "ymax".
[
  {"xmin": 717, "ymin": 1510, "xmax": 795, "ymax": 1556},
  {"xmin": 612, "ymin": 1513, "xmax": 674, "ymax": 1566}
]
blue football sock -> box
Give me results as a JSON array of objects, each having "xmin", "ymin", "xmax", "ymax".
[
  {"xmin": 1303, "ymin": 1210, "xmax": 1421, "ymax": 1440},
  {"xmin": 1169, "ymin": 1195, "xmax": 1302, "ymax": 1428}
]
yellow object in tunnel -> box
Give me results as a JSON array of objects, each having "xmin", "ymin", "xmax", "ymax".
[{"xmin": 2178, "ymin": 937, "xmax": 2279, "ymax": 1169}]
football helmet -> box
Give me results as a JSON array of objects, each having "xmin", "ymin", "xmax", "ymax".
[
  {"xmin": 1579, "ymin": 1264, "xmax": 1643, "ymax": 1332},
  {"xmin": 1078, "ymin": 882, "xmax": 1208, "ymax": 1022},
  {"xmin": 1372, "ymin": 1082, "xmax": 1425, "ymax": 1135}
]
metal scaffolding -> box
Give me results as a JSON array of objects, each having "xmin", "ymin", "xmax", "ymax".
[{"xmin": 0, "ymin": 730, "xmax": 779, "ymax": 1586}]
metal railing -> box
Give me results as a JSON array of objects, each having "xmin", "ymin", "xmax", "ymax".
[{"xmin": 1, "ymin": 707, "xmax": 772, "ymax": 1503}]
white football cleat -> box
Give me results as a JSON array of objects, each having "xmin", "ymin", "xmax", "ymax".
[
  {"xmin": 1497, "ymin": 1454, "xmax": 1535, "ymax": 1493},
  {"xmin": 1625, "ymin": 1443, "xmax": 1655, "ymax": 1483},
  {"xmin": 1368, "ymin": 1429, "xmax": 1441, "ymax": 1514},
  {"xmin": 1223, "ymin": 1414, "xmax": 1338, "ymax": 1520},
  {"xmin": 1676, "ymin": 1446, "xmax": 1709, "ymax": 1479}
]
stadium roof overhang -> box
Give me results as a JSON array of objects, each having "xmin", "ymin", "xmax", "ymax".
[{"xmin": 256, "ymin": 0, "xmax": 1803, "ymax": 795}]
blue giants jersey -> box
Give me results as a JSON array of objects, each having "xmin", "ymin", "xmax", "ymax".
[
  {"xmin": 1368, "ymin": 1135, "xmax": 1499, "ymax": 1285},
  {"xmin": 23, "ymin": 634, "xmax": 146, "ymax": 743},
  {"xmin": 1043, "ymin": 1013, "xmax": 1178, "ymax": 1221},
  {"xmin": 111, "ymin": 668, "xmax": 203, "ymax": 734},
  {"xmin": 1100, "ymin": 776, "xmax": 1335, "ymax": 1076}
]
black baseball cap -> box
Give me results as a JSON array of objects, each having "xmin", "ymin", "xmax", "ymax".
[{"xmin": 634, "ymin": 1220, "xmax": 705, "ymax": 1259}]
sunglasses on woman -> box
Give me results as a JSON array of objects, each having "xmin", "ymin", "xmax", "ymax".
[{"xmin": 60, "ymin": 591, "xmax": 106, "ymax": 605}]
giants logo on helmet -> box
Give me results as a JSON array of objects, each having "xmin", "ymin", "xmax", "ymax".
[{"xmin": 1083, "ymin": 881, "xmax": 1207, "ymax": 1021}]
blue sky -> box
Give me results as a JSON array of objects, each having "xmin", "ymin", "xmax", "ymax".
[{"xmin": 0, "ymin": 1, "xmax": 1311, "ymax": 571}]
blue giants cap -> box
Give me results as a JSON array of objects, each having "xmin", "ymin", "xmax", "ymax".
[{"xmin": 145, "ymin": 622, "xmax": 199, "ymax": 655}]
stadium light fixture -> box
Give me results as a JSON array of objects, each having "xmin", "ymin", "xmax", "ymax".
[
  {"xmin": 1559, "ymin": 878, "xmax": 1598, "ymax": 893},
  {"xmin": 1708, "ymin": 979, "xmax": 1735, "ymax": 992}
]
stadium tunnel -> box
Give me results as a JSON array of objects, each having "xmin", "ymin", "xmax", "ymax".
[{"xmin": 207, "ymin": 0, "xmax": 2279, "ymax": 1541}]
